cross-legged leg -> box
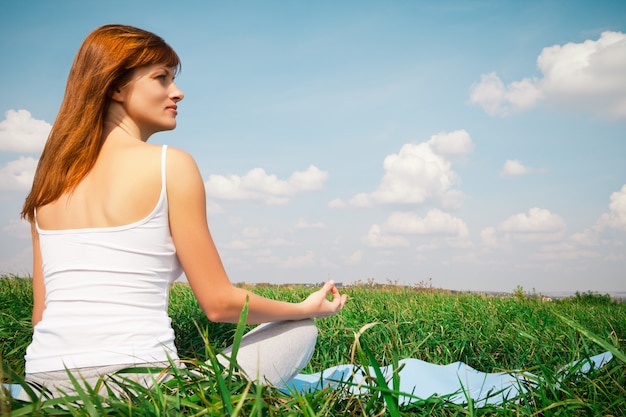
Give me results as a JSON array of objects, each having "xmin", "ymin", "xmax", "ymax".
[{"xmin": 218, "ymin": 319, "xmax": 318, "ymax": 387}]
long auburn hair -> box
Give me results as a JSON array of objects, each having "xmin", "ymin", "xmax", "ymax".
[{"xmin": 21, "ymin": 24, "xmax": 180, "ymax": 222}]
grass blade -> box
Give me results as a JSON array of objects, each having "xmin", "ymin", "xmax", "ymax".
[{"xmin": 554, "ymin": 312, "xmax": 626, "ymax": 363}]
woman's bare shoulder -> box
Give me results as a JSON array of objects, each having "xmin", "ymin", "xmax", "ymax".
[
  {"xmin": 165, "ymin": 145, "xmax": 195, "ymax": 162},
  {"xmin": 164, "ymin": 146, "xmax": 204, "ymax": 193},
  {"xmin": 165, "ymin": 146, "xmax": 201, "ymax": 173}
]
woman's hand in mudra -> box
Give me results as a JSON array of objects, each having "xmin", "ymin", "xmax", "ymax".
[{"xmin": 301, "ymin": 280, "xmax": 347, "ymax": 318}]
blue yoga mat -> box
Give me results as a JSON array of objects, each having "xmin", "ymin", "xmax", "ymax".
[
  {"xmin": 285, "ymin": 351, "xmax": 613, "ymax": 406},
  {"xmin": 3, "ymin": 352, "xmax": 613, "ymax": 407}
]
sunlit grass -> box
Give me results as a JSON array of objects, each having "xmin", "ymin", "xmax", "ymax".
[{"xmin": 1, "ymin": 275, "xmax": 625, "ymax": 416}]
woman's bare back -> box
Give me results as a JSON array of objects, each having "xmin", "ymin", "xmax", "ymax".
[{"xmin": 36, "ymin": 133, "xmax": 164, "ymax": 231}]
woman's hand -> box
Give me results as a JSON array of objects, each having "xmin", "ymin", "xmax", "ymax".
[{"xmin": 301, "ymin": 280, "xmax": 347, "ymax": 318}]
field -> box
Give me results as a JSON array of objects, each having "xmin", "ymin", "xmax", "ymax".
[{"xmin": 1, "ymin": 275, "xmax": 625, "ymax": 416}]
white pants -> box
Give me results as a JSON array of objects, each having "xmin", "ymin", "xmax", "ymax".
[
  {"xmin": 217, "ymin": 318, "xmax": 318, "ymax": 387},
  {"xmin": 7, "ymin": 319, "xmax": 317, "ymax": 401}
]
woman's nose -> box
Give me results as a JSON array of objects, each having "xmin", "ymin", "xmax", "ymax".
[{"xmin": 171, "ymin": 83, "xmax": 184, "ymax": 102}]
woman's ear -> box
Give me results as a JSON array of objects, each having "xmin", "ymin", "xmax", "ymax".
[{"xmin": 111, "ymin": 87, "xmax": 125, "ymax": 103}]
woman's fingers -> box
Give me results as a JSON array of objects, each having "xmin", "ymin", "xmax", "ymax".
[
  {"xmin": 301, "ymin": 280, "xmax": 347, "ymax": 318},
  {"xmin": 321, "ymin": 280, "xmax": 347, "ymax": 314}
]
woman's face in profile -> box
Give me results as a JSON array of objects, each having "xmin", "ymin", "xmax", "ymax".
[{"xmin": 113, "ymin": 63, "xmax": 184, "ymax": 138}]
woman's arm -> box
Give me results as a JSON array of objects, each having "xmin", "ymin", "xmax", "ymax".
[
  {"xmin": 167, "ymin": 148, "xmax": 346, "ymax": 324},
  {"xmin": 30, "ymin": 223, "xmax": 45, "ymax": 326}
]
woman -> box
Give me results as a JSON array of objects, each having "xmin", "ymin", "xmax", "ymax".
[{"xmin": 15, "ymin": 24, "xmax": 346, "ymax": 399}]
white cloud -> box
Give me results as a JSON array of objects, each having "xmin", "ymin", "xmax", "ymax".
[
  {"xmin": 221, "ymin": 237, "xmax": 294, "ymax": 250},
  {"xmin": 332, "ymin": 132, "xmax": 471, "ymax": 208},
  {"xmin": 205, "ymin": 165, "xmax": 328, "ymax": 204},
  {"xmin": 331, "ymin": 195, "xmax": 364, "ymax": 210},
  {"xmin": 382, "ymin": 209, "xmax": 469, "ymax": 238},
  {"xmin": 372, "ymin": 143, "xmax": 453, "ymax": 205},
  {"xmin": 482, "ymin": 207, "xmax": 567, "ymax": 247},
  {"xmin": 222, "ymin": 227, "xmax": 295, "ymax": 250},
  {"xmin": 480, "ymin": 226, "xmax": 499, "ymax": 248},
  {"xmin": 560, "ymin": 184, "xmax": 626, "ymax": 248},
  {"xmin": 363, "ymin": 224, "xmax": 410, "ymax": 248},
  {"xmin": 441, "ymin": 189, "xmax": 466, "ymax": 210},
  {"xmin": 453, "ymin": 252, "xmax": 480, "ymax": 264},
  {"xmin": 294, "ymin": 218, "xmax": 325, "ymax": 229},
  {"xmin": 346, "ymin": 192, "xmax": 374, "ymax": 208},
  {"xmin": 538, "ymin": 31, "xmax": 626, "ymax": 116},
  {"xmin": 328, "ymin": 198, "xmax": 347, "ymax": 208},
  {"xmin": 257, "ymin": 250, "xmax": 316, "ymax": 269},
  {"xmin": 222, "ymin": 239, "xmax": 252, "ymax": 250},
  {"xmin": 0, "ymin": 156, "xmax": 38, "ymax": 190},
  {"xmin": 501, "ymin": 160, "xmax": 531, "ymax": 177},
  {"xmin": 470, "ymin": 31, "xmax": 626, "ymax": 119},
  {"xmin": 569, "ymin": 229, "xmax": 601, "ymax": 246},
  {"xmin": 344, "ymin": 250, "xmax": 363, "ymax": 265},
  {"xmin": 206, "ymin": 200, "xmax": 224, "ymax": 216},
  {"xmin": 415, "ymin": 242, "xmax": 441, "ymax": 251},
  {"xmin": 469, "ymin": 72, "xmax": 542, "ymax": 116},
  {"xmin": 597, "ymin": 184, "xmax": 626, "ymax": 231},
  {"xmin": 530, "ymin": 242, "xmax": 602, "ymax": 261},
  {"xmin": 363, "ymin": 209, "xmax": 470, "ymax": 250},
  {"xmin": 0, "ymin": 109, "xmax": 50, "ymax": 153},
  {"xmin": 427, "ymin": 130, "xmax": 474, "ymax": 156},
  {"xmin": 528, "ymin": 185, "xmax": 626, "ymax": 261},
  {"xmin": 242, "ymin": 227, "xmax": 263, "ymax": 238},
  {"xmin": 266, "ymin": 237, "xmax": 294, "ymax": 247},
  {"xmin": 499, "ymin": 207, "xmax": 566, "ymax": 233}
]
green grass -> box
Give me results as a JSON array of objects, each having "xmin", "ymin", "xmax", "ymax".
[{"xmin": 1, "ymin": 275, "xmax": 625, "ymax": 416}]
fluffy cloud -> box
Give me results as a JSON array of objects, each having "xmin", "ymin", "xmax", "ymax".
[
  {"xmin": 564, "ymin": 184, "xmax": 626, "ymax": 246},
  {"xmin": 469, "ymin": 72, "xmax": 542, "ymax": 116},
  {"xmin": 331, "ymin": 130, "xmax": 471, "ymax": 208},
  {"xmin": 597, "ymin": 184, "xmax": 626, "ymax": 231},
  {"xmin": 501, "ymin": 160, "xmax": 531, "ymax": 177},
  {"xmin": 427, "ymin": 130, "xmax": 474, "ymax": 156},
  {"xmin": 529, "ymin": 185, "xmax": 626, "ymax": 260},
  {"xmin": 363, "ymin": 209, "xmax": 469, "ymax": 248},
  {"xmin": 568, "ymin": 229, "xmax": 601, "ymax": 247},
  {"xmin": 0, "ymin": 156, "xmax": 38, "ymax": 191},
  {"xmin": 482, "ymin": 207, "xmax": 567, "ymax": 246},
  {"xmin": 372, "ymin": 143, "xmax": 454, "ymax": 205},
  {"xmin": 499, "ymin": 207, "xmax": 566, "ymax": 233},
  {"xmin": 363, "ymin": 224, "xmax": 410, "ymax": 248},
  {"xmin": 205, "ymin": 165, "xmax": 327, "ymax": 204},
  {"xmin": 382, "ymin": 209, "xmax": 469, "ymax": 238},
  {"xmin": 0, "ymin": 109, "xmax": 50, "ymax": 153},
  {"xmin": 530, "ymin": 244, "xmax": 602, "ymax": 261},
  {"xmin": 470, "ymin": 31, "xmax": 626, "ymax": 119}
]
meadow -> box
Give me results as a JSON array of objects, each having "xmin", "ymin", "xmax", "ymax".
[{"xmin": 1, "ymin": 275, "xmax": 625, "ymax": 416}]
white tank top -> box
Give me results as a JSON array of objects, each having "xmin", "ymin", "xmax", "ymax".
[{"xmin": 25, "ymin": 145, "xmax": 183, "ymax": 373}]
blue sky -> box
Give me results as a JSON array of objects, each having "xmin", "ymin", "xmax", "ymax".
[{"xmin": 1, "ymin": 0, "xmax": 625, "ymax": 294}]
